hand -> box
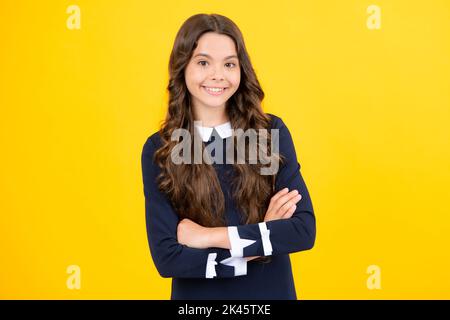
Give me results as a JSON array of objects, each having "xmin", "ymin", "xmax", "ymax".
[
  {"xmin": 264, "ymin": 188, "xmax": 302, "ymax": 222},
  {"xmin": 248, "ymin": 189, "xmax": 302, "ymax": 261},
  {"xmin": 177, "ymin": 221, "xmax": 266, "ymax": 262},
  {"xmin": 245, "ymin": 256, "xmax": 260, "ymax": 262},
  {"xmin": 177, "ymin": 218, "xmax": 209, "ymax": 249}
]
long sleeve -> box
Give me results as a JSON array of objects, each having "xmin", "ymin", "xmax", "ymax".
[
  {"xmin": 226, "ymin": 115, "xmax": 316, "ymax": 258},
  {"xmin": 141, "ymin": 135, "xmax": 250, "ymax": 279}
]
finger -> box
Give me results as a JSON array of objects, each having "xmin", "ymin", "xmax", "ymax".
[
  {"xmin": 281, "ymin": 203, "xmax": 297, "ymax": 219},
  {"xmin": 267, "ymin": 190, "xmax": 301, "ymax": 220},
  {"xmin": 272, "ymin": 188, "xmax": 289, "ymax": 202},
  {"xmin": 268, "ymin": 188, "xmax": 289, "ymax": 211},
  {"xmin": 275, "ymin": 194, "xmax": 302, "ymax": 217},
  {"xmin": 270, "ymin": 191, "xmax": 298, "ymax": 214},
  {"xmin": 275, "ymin": 190, "xmax": 300, "ymax": 210}
]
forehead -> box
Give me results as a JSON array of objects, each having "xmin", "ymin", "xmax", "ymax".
[{"xmin": 193, "ymin": 32, "xmax": 237, "ymax": 58}]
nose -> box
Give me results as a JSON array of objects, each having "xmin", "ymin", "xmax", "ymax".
[{"xmin": 210, "ymin": 65, "xmax": 225, "ymax": 81}]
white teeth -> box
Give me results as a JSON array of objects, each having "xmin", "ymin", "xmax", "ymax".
[{"xmin": 204, "ymin": 87, "xmax": 224, "ymax": 93}]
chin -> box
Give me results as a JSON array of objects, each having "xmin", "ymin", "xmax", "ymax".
[{"xmin": 201, "ymin": 99, "xmax": 228, "ymax": 108}]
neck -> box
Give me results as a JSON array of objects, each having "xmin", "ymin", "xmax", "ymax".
[{"xmin": 192, "ymin": 103, "xmax": 229, "ymax": 127}]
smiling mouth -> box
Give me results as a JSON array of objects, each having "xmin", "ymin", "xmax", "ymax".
[{"xmin": 202, "ymin": 86, "xmax": 228, "ymax": 96}]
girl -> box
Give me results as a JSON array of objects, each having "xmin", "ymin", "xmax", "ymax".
[{"xmin": 141, "ymin": 13, "xmax": 316, "ymax": 300}]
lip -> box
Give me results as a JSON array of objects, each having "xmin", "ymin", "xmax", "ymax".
[{"xmin": 202, "ymin": 86, "xmax": 228, "ymax": 96}]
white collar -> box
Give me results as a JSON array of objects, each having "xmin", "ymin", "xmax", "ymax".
[{"xmin": 194, "ymin": 121, "xmax": 233, "ymax": 142}]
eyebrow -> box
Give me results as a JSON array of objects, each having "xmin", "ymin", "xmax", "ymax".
[{"xmin": 193, "ymin": 53, "xmax": 238, "ymax": 60}]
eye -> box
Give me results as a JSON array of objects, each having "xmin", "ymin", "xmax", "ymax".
[
  {"xmin": 198, "ymin": 60, "xmax": 208, "ymax": 66},
  {"xmin": 225, "ymin": 62, "xmax": 237, "ymax": 68}
]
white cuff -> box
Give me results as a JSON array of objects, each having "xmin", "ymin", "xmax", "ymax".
[
  {"xmin": 227, "ymin": 226, "xmax": 256, "ymax": 257},
  {"xmin": 205, "ymin": 253, "xmax": 218, "ymax": 278},
  {"xmin": 258, "ymin": 222, "xmax": 273, "ymax": 256},
  {"xmin": 220, "ymin": 256, "xmax": 248, "ymax": 276}
]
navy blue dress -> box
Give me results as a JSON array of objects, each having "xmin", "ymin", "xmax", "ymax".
[{"xmin": 141, "ymin": 113, "xmax": 316, "ymax": 300}]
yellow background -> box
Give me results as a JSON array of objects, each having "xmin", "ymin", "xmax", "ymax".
[{"xmin": 1, "ymin": 0, "xmax": 449, "ymax": 299}]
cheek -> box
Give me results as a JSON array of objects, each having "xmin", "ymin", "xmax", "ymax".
[
  {"xmin": 229, "ymin": 71, "xmax": 241, "ymax": 89},
  {"xmin": 185, "ymin": 65, "xmax": 203, "ymax": 88},
  {"xmin": 185, "ymin": 80, "xmax": 202, "ymax": 98}
]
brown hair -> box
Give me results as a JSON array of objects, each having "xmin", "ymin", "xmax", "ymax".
[{"xmin": 153, "ymin": 13, "xmax": 284, "ymax": 230}]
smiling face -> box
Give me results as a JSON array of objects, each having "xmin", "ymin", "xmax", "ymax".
[{"xmin": 184, "ymin": 32, "xmax": 241, "ymax": 119}]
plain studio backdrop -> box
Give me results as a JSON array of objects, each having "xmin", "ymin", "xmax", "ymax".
[{"xmin": 0, "ymin": 0, "xmax": 449, "ymax": 299}]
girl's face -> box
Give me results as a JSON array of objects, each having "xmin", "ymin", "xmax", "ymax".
[{"xmin": 185, "ymin": 32, "xmax": 241, "ymax": 113}]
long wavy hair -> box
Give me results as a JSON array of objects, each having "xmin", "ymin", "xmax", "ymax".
[{"xmin": 153, "ymin": 13, "xmax": 285, "ymax": 230}]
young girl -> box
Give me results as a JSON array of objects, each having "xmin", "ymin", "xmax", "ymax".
[{"xmin": 141, "ymin": 13, "xmax": 316, "ymax": 300}]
